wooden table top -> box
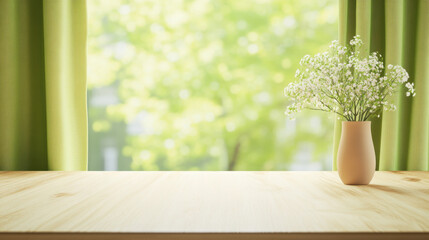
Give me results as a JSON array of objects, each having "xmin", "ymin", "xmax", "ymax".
[{"xmin": 0, "ymin": 171, "xmax": 428, "ymax": 240}]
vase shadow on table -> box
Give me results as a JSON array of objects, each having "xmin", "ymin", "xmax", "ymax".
[{"xmin": 365, "ymin": 184, "xmax": 410, "ymax": 195}]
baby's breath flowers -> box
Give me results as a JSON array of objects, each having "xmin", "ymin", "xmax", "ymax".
[{"xmin": 284, "ymin": 35, "xmax": 415, "ymax": 121}]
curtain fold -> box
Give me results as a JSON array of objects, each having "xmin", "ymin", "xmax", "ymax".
[
  {"xmin": 379, "ymin": 0, "xmax": 403, "ymax": 170},
  {"xmin": 334, "ymin": 0, "xmax": 429, "ymax": 171},
  {"xmin": 0, "ymin": 0, "xmax": 88, "ymax": 170}
]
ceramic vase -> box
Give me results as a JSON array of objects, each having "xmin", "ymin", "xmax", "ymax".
[{"xmin": 337, "ymin": 121, "xmax": 376, "ymax": 185}]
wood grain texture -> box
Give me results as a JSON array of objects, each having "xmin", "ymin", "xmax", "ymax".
[{"xmin": 0, "ymin": 171, "xmax": 428, "ymax": 240}]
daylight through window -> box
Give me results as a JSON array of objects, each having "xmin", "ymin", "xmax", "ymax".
[{"xmin": 87, "ymin": 0, "xmax": 338, "ymax": 171}]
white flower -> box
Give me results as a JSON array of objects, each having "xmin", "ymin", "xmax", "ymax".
[{"xmin": 284, "ymin": 35, "xmax": 415, "ymax": 121}]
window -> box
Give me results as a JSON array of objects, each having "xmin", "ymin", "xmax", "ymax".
[{"xmin": 87, "ymin": 0, "xmax": 338, "ymax": 171}]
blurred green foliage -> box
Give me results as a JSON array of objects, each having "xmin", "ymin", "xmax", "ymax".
[{"xmin": 87, "ymin": 0, "xmax": 338, "ymax": 171}]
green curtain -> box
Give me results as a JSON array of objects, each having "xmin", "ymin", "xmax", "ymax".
[
  {"xmin": 0, "ymin": 0, "xmax": 88, "ymax": 170},
  {"xmin": 333, "ymin": 0, "xmax": 429, "ymax": 171}
]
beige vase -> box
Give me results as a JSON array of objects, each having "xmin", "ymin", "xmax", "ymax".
[{"xmin": 337, "ymin": 121, "xmax": 376, "ymax": 185}]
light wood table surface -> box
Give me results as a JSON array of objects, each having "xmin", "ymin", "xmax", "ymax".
[{"xmin": 0, "ymin": 171, "xmax": 428, "ymax": 240}]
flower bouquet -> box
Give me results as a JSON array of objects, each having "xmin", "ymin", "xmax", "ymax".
[{"xmin": 284, "ymin": 36, "xmax": 415, "ymax": 184}]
